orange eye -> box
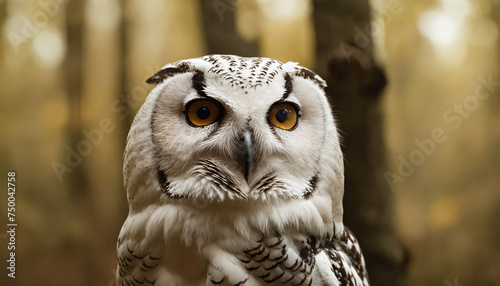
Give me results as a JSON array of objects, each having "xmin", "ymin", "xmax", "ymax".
[
  {"xmin": 185, "ymin": 99, "xmax": 222, "ymax": 127},
  {"xmin": 268, "ymin": 102, "xmax": 299, "ymax": 130}
]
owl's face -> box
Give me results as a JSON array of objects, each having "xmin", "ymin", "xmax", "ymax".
[{"xmin": 125, "ymin": 55, "xmax": 343, "ymax": 209}]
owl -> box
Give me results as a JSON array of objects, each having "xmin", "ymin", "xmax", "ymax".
[{"xmin": 116, "ymin": 55, "xmax": 369, "ymax": 286}]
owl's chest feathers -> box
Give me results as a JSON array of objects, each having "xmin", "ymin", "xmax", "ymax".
[
  {"xmin": 168, "ymin": 202, "xmax": 265, "ymax": 249},
  {"xmin": 157, "ymin": 201, "xmax": 336, "ymax": 286},
  {"xmin": 158, "ymin": 204, "xmax": 259, "ymax": 283},
  {"xmin": 122, "ymin": 185, "xmax": 332, "ymax": 284},
  {"xmin": 158, "ymin": 199, "xmax": 326, "ymax": 276}
]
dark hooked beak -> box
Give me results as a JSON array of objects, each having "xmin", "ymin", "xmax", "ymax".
[{"xmin": 241, "ymin": 130, "xmax": 253, "ymax": 182}]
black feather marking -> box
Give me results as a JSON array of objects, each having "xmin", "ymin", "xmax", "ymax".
[
  {"xmin": 245, "ymin": 264, "xmax": 260, "ymax": 271},
  {"xmin": 244, "ymin": 243, "xmax": 263, "ymax": 253},
  {"xmin": 299, "ymin": 247, "xmax": 312, "ymax": 263},
  {"xmin": 282, "ymin": 73, "xmax": 293, "ymax": 100},
  {"xmin": 266, "ymin": 236, "xmax": 283, "ymax": 248},
  {"xmin": 263, "ymin": 270, "xmax": 285, "ymax": 283},
  {"xmin": 292, "ymin": 259, "xmax": 304, "ymax": 272},
  {"xmin": 140, "ymin": 260, "xmax": 157, "ymax": 270},
  {"xmin": 156, "ymin": 168, "xmax": 170, "ymax": 195},
  {"xmin": 263, "ymin": 260, "xmax": 281, "ymax": 271},
  {"xmin": 254, "ymin": 251, "xmax": 270, "ymax": 263},
  {"xmin": 321, "ymin": 227, "xmax": 370, "ymax": 285},
  {"xmin": 294, "ymin": 67, "xmax": 326, "ymax": 88},
  {"xmin": 253, "ymin": 174, "xmax": 287, "ymax": 194},
  {"xmin": 284, "ymin": 258, "xmax": 299, "ymax": 270},
  {"xmin": 245, "ymin": 243, "xmax": 266, "ymax": 257},
  {"xmin": 238, "ymin": 257, "xmax": 251, "ymax": 264},
  {"xmin": 234, "ymin": 277, "xmax": 249, "ymax": 286},
  {"xmin": 146, "ymin": 63, "xmax": 190, "ymax": 84},
  {"xmin": 149, "ymin": 255, "xmax": 161, "ymax": 261},
  {"xmin": 199, "ymin": 159, "xmax": 243, "ymax": 197},
  {"xmin": 302, "ymin": 236, "xmax": 317, "ymax": 263},
  {"xmin": 156, "ymin": 168, "xmax": 186, "ymax": 199},
  {"xmin": 209, "ymin": 277, "xmax": 225, "ymax": 285},
  {"xmin": 305, "ymin": 257, "xmax": 315, "ymax": 275},
  {"xmin": 282, "ymin": 274, "xmax": 295, "ymax": 283},
  {"xmin": 270, "ymin": 252, "xmax": 287, "ymax": 263},
  {"xmin": 132, "ymin": 276, "xmax": 144, "ymax": 284},
  {"xmin": 293, "ymin": 274, "xmax": 308, "ymax": 286},
  {"xmin": 150, "ymin": 90, "xmax": 186, "ymax": 199},
  {"xmin": 127, "ymin": 244, "xmax": 145, "ymax": 260},
  {"xmin": 257, "ymin": 272, "xmax": 270, "ymax": 279},
  {"xmin": 303, "ymin": 174, "xmax": 318, "ymax": 199},
  {"xmin": 192, "ymin": 70, "xmax": 208, "ymax": 97}
]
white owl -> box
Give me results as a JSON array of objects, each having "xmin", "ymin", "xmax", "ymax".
[{"xmin": 116, "ymin": 55, "xmax": 369, "ymax": 286}]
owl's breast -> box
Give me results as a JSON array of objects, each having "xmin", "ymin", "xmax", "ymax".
[
  {"xmin": 153, "ymin": 203, "xmax": 260, "ymax": 284},
  {"xmin": 160, "ymin": 233, "xmax": 208, "ymax": 285}
]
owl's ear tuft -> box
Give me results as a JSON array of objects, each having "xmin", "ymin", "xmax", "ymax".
[{"xmin": 146, "ymin": 63, "xmax": 191, "ymax": 84}]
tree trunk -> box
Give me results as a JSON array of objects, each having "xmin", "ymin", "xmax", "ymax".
[
  {"xmin": 64, "ymin": 0, "xmax": 89, "ymax": 199},
  {"xmin": 198, "ymin": 0, "xmax": 258, "ymax": 56},
  {"xmin": 117, "ymin": 0, "xmax": 133, "ymax": 130},
  {"xmin": 312, "ymin": 1, "xmax": 408, "ymax": 285},
  {"xmin": 0, "ymin": 1, "xmax": 6, "ymax": 40},
  {"xmin": 64, "ymin": 1, "xmax": 95, "ymax": 284}
]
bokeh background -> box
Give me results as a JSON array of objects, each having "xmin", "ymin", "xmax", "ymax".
[{"xmin": 0, "ymin": 0, "xmax": 499, "ymax": 285}]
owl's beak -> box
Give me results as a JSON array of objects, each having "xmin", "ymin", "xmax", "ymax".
[{"xmin": 241, "ymin": 130, "xmax": 253, "ymax": 182}]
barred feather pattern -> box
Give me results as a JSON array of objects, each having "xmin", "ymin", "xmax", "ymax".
[{"xmin": 117, "ymin": 226, "xmax": 368, "ymax": 286}]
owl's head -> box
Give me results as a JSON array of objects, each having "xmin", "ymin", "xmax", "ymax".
[{"xmin": 124, "ymin": 55, "xmax": 344, "ymax": 232}]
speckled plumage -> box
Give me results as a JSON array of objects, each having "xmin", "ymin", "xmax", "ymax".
[{"xmin": 117, "ymin": 55, "xmax": 369, "ymax": 286}]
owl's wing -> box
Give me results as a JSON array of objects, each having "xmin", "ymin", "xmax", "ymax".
[
  {"xmin": 228, "ymin": 228, "xmax": 369, "ymax": 286},
  {"xmin": 116, "ymin": 241, "xmax": 160, "ymax": 286},
  {"xmin": 116, "ymin": 215, "xmax": 163, "ymax": 286},
  {"xmin": 231, "ymin": 234, "xmax": 316, "ymax": 286},
  {"xmin": 318, "ymin": 227, "xmax": 370, "ymax": 286}
]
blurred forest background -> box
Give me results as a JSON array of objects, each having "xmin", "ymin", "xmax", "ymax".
[{"xmin": 0, "ymin": 0, "xmax": 499, "ymax": 285}]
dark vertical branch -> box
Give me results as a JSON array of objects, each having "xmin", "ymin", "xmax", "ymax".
[
  {"xmin": 64, "ymin": 1, "xmax": 94, "ymax": 285},
  {"xmin": 198, "ymin": 0, "xmax": 258, "ymax": 56},
  {"xmin": 118, "ymin": 0, "xmax": 133, "ymax": 130},
  {"xmin": 117, "ymin": 0, "xmax": 132, "ymax": 218},
  {"xmin": 313, "ymin": 1, "xmax": 407, "ymax": 285},
  {"xmin": 0, "ymin": 1, "xmax": 6, "ymax": 37},
  {"xmin": 64, "ymin": 0, "xmax": 88, "ymax": 199},
  {"xmin": 0, "ymin": 0, "xmax": 6, "ymax": 62},
  {"xmin": 492, "ymin": 0, "xmax": 500, "ymax": 184},
  {"xmin": 495, "ymin": 0, "xmax": 500, "ymax": 107}
]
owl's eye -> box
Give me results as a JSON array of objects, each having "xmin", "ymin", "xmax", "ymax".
[
  {"xmin": 268, "ymin": 102, "xmax": 299, "ymax": 130},
  {"xmin": 185, "ymin": 99, "xmax": 222, "ymax": 127}
]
